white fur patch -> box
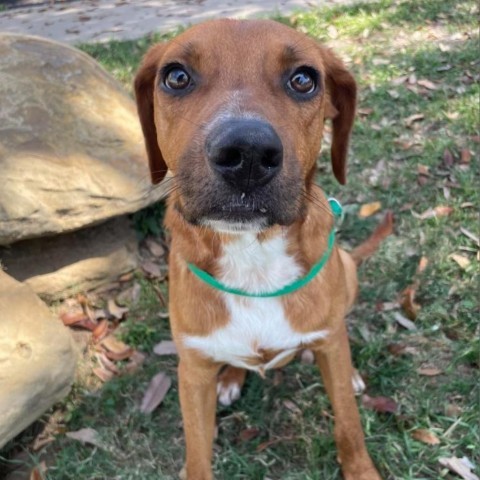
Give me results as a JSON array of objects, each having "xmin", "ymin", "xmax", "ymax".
[{"xmin": 183, "ymin": 233, "xmax": 328, "ymax": 372}]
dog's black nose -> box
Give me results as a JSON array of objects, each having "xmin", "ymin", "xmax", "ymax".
[{"xmin": 206, "ymin": 119, "xmax": 283, "ymax": 191}]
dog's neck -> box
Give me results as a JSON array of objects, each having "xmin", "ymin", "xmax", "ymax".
[{"xmin": 164, "ymin": 184, "xmax": 334, "ymax": 280}]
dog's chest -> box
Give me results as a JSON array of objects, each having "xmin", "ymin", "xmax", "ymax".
[{"xmin": 183, "ymin": 234, "xmax": 328, "ymax": 372}]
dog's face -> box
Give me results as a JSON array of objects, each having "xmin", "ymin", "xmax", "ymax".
[{"xmin": 135, "ymin": 19, "xmax": 356, "ymax": 232}]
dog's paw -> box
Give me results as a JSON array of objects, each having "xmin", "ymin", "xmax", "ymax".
[
  {"xmin": 351, "ymin": 368, "xmax": 366, "ymax": 396},
  {"xmin": 217, "ymin": 366, "xmax": 246, "ymax": 406},
  {"xmin": 217, "ymin": 378, "xmax": 242, "ymax": 406}
]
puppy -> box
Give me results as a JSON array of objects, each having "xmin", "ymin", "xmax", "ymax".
[{"xmin": 135, "ymin": 18, "xmax": 386, "ymax": 480}]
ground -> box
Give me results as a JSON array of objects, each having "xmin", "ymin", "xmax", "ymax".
[{"xmin": 1, "ymin": 0, "xmax": 479, "ymax": 479}]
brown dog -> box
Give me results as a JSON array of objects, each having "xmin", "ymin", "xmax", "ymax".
[{"xmin": 135, "ymin": 19, "xmax": 387, "ymax": 480}]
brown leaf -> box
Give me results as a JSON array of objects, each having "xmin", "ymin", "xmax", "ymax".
[
  {"xmin": 417, "ymin": 367, "xmax": 442, "ymax": 376},
  {"xmin": 125, "ymin": 351, "xmax": 146, "ymax": 373},
  {"xmin": 145, "ymin": 238, "xmax": 165, "ymax": 257},
  {"xmin": 239, "ymin": 427, "xmax": 260, "ymax": 442},
  {"xmin": 443, "ymin": 148, "xmax": 455, "ymax": 167},
  {"xmin": 93, "ymin": 367, "xmax": 114, "ymax": 382},
  {"xmin": 417, "ymin": 256, "xmax": 429, "ymax": 274},
  {"xmin": 359, "ymin": 201, "xmax": 382, "ymax": 218},
  {"xmin": 101, "ymin": 335, "xmax": 131, "ymax": 356},
  {"xmin": 391, "ymin": 75, "xmax": 408, "ymax": 86},
  {"xmin": 92, "ymin": 319, "xmax": 109, "ymax": 342},
  {"xmin": 141, "ymin": 260, "xmax": 163, "ymax": 278},
  {"xmin": 449, "ymin": 253, "xmax": 471, "ymax": 270},
  {"xmin": 96, "ymin": 353, "xmax": 120, "ymax": 375},
  {"xmin": 404, "ymin": 113, "xmax": 424, "ymax": 127},
  {"xmin": 153, "ymin": 341, "xmax": 177, "ymax": 356},
  {"xmin": 413, "ymin": 205, "xmax": 453, "ymax": 220},
  {"xmin": 66, "ymin": 428, "xmax": 105, "ymax": 449},
  {"xmin": 60, "ymin": 312, "xmax": 96, "ymax": 331},
  {"xmin": 387, "ymin": 343, "xmax": 418, "ymax": 356},
  {"xmin": 283, "ymin": 400, "xmax": 302, "ymax": 415},
  {"xmin": 400, "ymin": 286, "xmax": 420, "ymax": 320},
  {"xmin": 358, "ymin": 107, "xmax": 374, "ymax": 116},
  {"xmin": 107, "ymin": 299, "xmax": 129, "ymax": 320},
  {"xmin": 362, "ymin": 394, "xmax": 398, "ymax": 414},
  {"xmin": 460, "ymin": 227, "xmax": 480, "ymax": 246},
  {"xmin": 411, "ymin": 428, "xmax": 440, "ymax": 445},
  {"xmin": 460, "ymin": 148, "xmax": 471, "ymax": 165},
  {"xmin": 140, "ymin": 372, "xmax": 172, "ymax": 414},
  {"xmin": 417, "ymin": 79, "xmax": 438, "ymax": 90},
  {"xmin": 417, "ymin": 164, "xmax": 430, "ymax": 176},
  {"xmin": 439, "ymin": 456, "xmax": 479, "ymax": 480}
]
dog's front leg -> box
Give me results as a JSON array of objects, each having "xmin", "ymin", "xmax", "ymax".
[
  {"xmin": 178, "ymin": 356, "xmax": 220, "ymax": 480},
  {"xmin": 315, "ymin": 323, "xmax": 382, "ymax": 480}
]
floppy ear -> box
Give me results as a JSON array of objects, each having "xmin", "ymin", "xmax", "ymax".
[
  {"xmin": 134, "ymin": 44, "xmax": 168, "ymax": 185},
  {"xmin": 322, "ymin": 48, "xmax": 357, "ymax": 185}
]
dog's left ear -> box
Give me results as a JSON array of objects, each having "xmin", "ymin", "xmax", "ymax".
[
  {"xmin": 134, "ymin": 43, "xmax": 169, "ymax": 185},
  {"xmin": 322, "ymin": 48, "xmax": 357, "ymax": 185}
]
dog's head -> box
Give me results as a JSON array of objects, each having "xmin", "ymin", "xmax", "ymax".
[{"xmin": 135, "ymin": 19, "xmax": 356, "ymax": 233}]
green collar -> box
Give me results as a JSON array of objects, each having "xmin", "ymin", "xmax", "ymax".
[{"xmin": 187, "ymin": 198, "xmax": 343, "ymax": 298}]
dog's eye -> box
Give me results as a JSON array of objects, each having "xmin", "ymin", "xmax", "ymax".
[
  {"xmin": 164, "ymin": 67, "xmax": 191, "ymax": 90},
  {"xmin": 287, "ymin": 68, "xmax": 316, "ymax": 94}
]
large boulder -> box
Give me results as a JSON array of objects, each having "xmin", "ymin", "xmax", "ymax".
[
  {"xmin": 0, "ymin": 270, "xmax": 77, "ymax": 448},
  {"xmin": 0, "ymin": 33, "xmax": 166, "ymax": 246}
]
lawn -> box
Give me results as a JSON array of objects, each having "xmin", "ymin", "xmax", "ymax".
[{"xmin": 1, "ymin": 0, "xmax": 478, "ymax": 479}]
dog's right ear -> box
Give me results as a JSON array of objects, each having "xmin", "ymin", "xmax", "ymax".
[{"xmin": 134, "ymin": 44, "xmax": 168, "ymax": 185}]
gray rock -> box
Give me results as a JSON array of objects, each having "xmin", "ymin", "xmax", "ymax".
[
  {"xmin": 0, "ymin": 270, "xmax": 77, "ymax": 448},
  {"xmin": 1, "ymin": 216, "xmax": 139, "ymax": 301},
  {"xmin": 0, "ymin": 33, "xmax": 167, "ymax": 246}
]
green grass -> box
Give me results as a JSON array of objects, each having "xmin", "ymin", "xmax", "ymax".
[{"xmin": 1, "ymin": 0, "xmax": 478, "ymax": 479}]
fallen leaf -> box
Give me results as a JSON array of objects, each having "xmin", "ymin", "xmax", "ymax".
[
  {"xmin": 413, "ymin": 205, "xmax": 453, "ymax": 220},
  {"xmin": 411, "ymin": 428, "xmax": 440, "ymax": 445},
  {"xmin": 362, "ymin": 394, "xmax": 398, "ymax": 414},
  {"xmin": 417, "ymin": 164, "xmax": 430, "ymax": 176},
  {"xmin": 153, "ymin": 341, "xmax": 177, "ymax": 356},
  {"xmin": 358, "ymin": 107, "xmax": 374, "ymax": 116},
  {"xmin": 376, "ymin": 301, "xmax": 399, "ymax": 312},
  {"xmin": 449, "ymin": 253, "xmax": 471, "ymax": 270},
  {"xmin": 387, "ymin": 343, "xmax": 418, "ymax": 356},
  {"xmin": 92, "ymin": 319, "xmax": 109, "ymax": 342},
  {"xmin": 96, "ymin": 353, "xmax": 120, "ymax": 375},
  {"xmin": 66, "ymin": 428, "xmax": 105, "ymax": 449},
  {"xmin": 140, "ymin": 372, "xmax": 172, "ymax": 414},
  {"xmin": 417, "ymin": 79, "xmax": 438, "ymax": 90},
  {"xmin": 142, "ymin": 260, "xmax": 163, "ymax": 278},
  {"xmin": 239, "ymin": 427, "xmax": 260, "ymax": 442},
  {"xmin": 391, "ymin": 75, "xmax": 408, "ymax": 86},
  {"xmin": 460, "ymin": 148, "xmax": 471, "ymax": 165},
  {"xmin": 439, "ymin": 456, "xmax": 479, "ymax": 480},
  {"xmin": 107, "ymin": 299, "xmax": 129, "ymax": 320},
  {"xmin": 145, "ymin": 238, "xmax": 165, "ymax": 257},
  {"xmin": 417, "ymin": 256, "xmax": 429, "ymax": 274},
  {"xmin": 417, "ymin": 367, "xmax": 442, "ymax": 376},
  {"xmin": 404, "ymin": 113, "xmax": 424, "ymax": 127},
  {"xmin": 393, "ymin": 312, "xmax": 417, "ymax": 330},
  {"xmin": 125, "ymin": 351, "xmax": 146, "ymax": 373},
  {"xmin": 460, "ymin": 227, "xmax": 480, "ymax": 246},
  {"xmin": 443, "ymin": 148, "xmax": 455, "ymax": 167},
  {"xmin": 400, "ymin": 286, "xmax": 420, "ymax": 320},
  {"xmin": 93, "ymin": 367, "xmax": 114, "ymax": 382},
  {"xmin": 359, "ymin": 201, "xmax": 382, "ymax": 218},
  {"xmin": 60, "ymin": 312, "xmax": 96, "ymax": 331},
  {"xmin": 283, "ymin": 400, "xmax": 301, "ymax": 415},
  {"xmin": 101, "ymin": 335, "xmax": 131, "ymax": 356}
]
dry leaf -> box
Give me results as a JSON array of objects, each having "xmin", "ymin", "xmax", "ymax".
[
  {"xmin": 393, "ymin": 312, "xmax": 417, "ymax": 330},
  {"xmin": 362, "ymin": 394, "xmax": 398, "ymax": 414},
  {"xmin": 460, "ymin": 227, "xmax": 479, "ymax": 246},
  {"xmin": 417, "ymin": 164, "xmax": 430, "ymax": 176},
  {"xmin": 400, "ymin": 286, "xmax": 420, "ymax": 320},
  {"xmin": 417, "ymin": 367, "xmax": 442, "ymax": 376},
  {"xmin": 387, "ymin": 343, "xmax": 418, "ymax": 356},
  {"xmin": 239, "ymin": 427, "xmax": 260, "ymax": 442},
  {"xmin": 358, "ymin": 107, "xmax": 374, "ymax": 116},
  {"xmin": 93, "ymin": 367, "xmax": 114, "ymax": 382},
  {"xmin": 145, "ymin": 238, "xmax": 165, "ymax": 257},
  {"xmin": 107, "ymin": 299, "xmax": 129, "ymax": 320},
  {"xmin": 413, "ymin": 205, "xmax": 453, "ymax": 220},
  {"xmin": 60, "ymin": 312, "xmax": 96, "ymax": 330},
  {"xmin": 140, "ymin": 372, "xmax": 172, "ymax": 413},
  {"xmin": 411, "ymin": 428, "xmax": 440, "ymax": 445},
  {"xmin": 101, "ymin": 335, "xmax": 131, "ymax": 356},
  {"xmin": 125, "ymin": 351, "xmax": 146, "ymax": 373},
  {"xmin": 92, "ymin": 319, "xmax": 109, "ymax": 342},
  {"xmin": 153, "ymin": 341, "xmax": 177, "ymax": 356},
  {"xmin": 460, "ymin": 148, "xmax": 471, "ymax": 165},
  {"xmin": 66, "ymin": 428, "xmax": 105, "ymax": 449},
  {"xmin": 439, "ymin": 456, "xmax": 479, "ymax": 480},
  {"xmin": 449, "ymin": 254, "xmax": 471, "ymax": 270},
  {"xmin": 391, "ymin": 75, "xmax": 408, "ymax": 86},
  {"xmin": 443, "ymin": 149, "xmax": 455, "ymax": 167},
  {"xmin": 142, "ymin": 260, "xmax": 163, "ymax": 278},
  {"xmin": 404, "ymin": 113, "xmax": 424, "ymax": 127},
  {"xmin": 283, "ymin": 400, "xmax": 301, "ymax": 415},
  {"xmin": 359, "ymin": 201, "xmax": 382, "ymax": 218},
  {"xmin": 96, "ymin": 353, "xmax": 120, "ymax": 375},
  {"xmin": 417, "ymin": 256, "xmax": 429, "ymax": 274},
  {"xmin": 417, "ymin": 79, "xmax": 438, "ymax": 90}
]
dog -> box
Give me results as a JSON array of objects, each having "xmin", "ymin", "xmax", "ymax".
[{"xmin": 134, "ymin": 18, "xmax": 391, "ymax": 480}]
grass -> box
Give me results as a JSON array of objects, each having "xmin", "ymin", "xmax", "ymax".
[{"xmin": 1, "ymin": 0, "xmax": 478, "ymax": 479}]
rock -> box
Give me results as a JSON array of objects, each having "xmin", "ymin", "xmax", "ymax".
[
  {"xmin": 0, "ymin": 270, "xmax": 77, "ymax": 448},
  {"xmin": 0, "ymin": 216, "xmax": 138, "ymax": 301},
  {"xmin": 0, "ymin": 33, "xmax": 167, "ymax": 246}
]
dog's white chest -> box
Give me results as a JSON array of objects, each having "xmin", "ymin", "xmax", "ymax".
[{"xmin": 183, "ymin": 234, "xmax": 328, "ymax": 372}]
